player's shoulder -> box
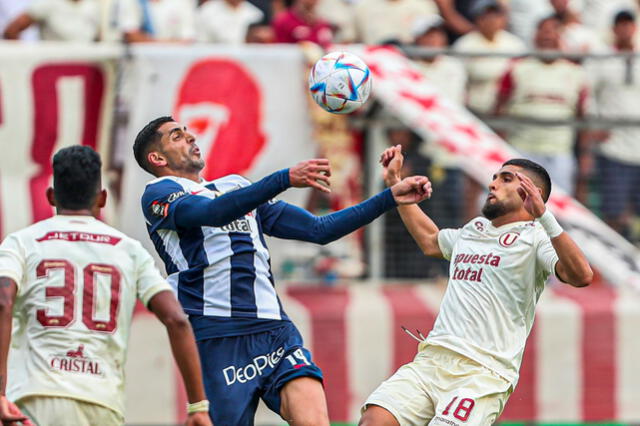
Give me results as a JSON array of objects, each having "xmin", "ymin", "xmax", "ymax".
[
  {"xmin": 142, "ymin": 176, "xmax": 193, "ymax": 204},
  {"xmin": 460, "ymin": 217, "xmax": 491, "ymax": 233}
]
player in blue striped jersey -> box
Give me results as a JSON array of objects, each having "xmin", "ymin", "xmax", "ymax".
[{"xmin": 133, "ymin": 116, "xmax": 432, "ymax": 425}]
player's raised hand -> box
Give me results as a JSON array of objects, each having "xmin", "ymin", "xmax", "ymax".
[
  {"xmin": 0, "ymin": 395, "xmax": 31, "ymax": 426},
  {"xmin": 516, "ymin": 172, "xmax": 545, "ymax": 218},
  {"xmin": 185, "ymin": 411, "xmax": 213, "ymax": 426},
  {"xmin": 379, "ymin": 145, "xmax": 403, "ymax": 187},
  {"xmin": 390, "ymin": 176, "xmax": 432, "ymax": 205},
  {"xmin": 289, "ymin": 159, "xmax": 332, "ymax": 193}
]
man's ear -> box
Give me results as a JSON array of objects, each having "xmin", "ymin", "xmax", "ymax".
[
  {"xmin": 97, "ymin": 189, "xmax": 107, "ymax": 208},
  {"xmin": 147, "ymin": 151, "xmax": 167, "ymax": 169},
  {"xmin": 46, "ymin": 187, "xmax": 56, "ymax": 207}
]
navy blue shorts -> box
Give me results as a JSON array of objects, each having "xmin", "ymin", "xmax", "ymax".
[{"xmin": 197, "ymin": 321, "xmax": 323, "ymax": 425}]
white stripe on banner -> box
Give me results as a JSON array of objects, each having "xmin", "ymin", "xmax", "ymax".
[
  {"xmin": 347, "ymin": 285, "xmax": 393, "ymax": 421},
  {"xmin": 536, "ymin": 289, "xmax": 582, "ymax": 421},
  {"xmin": 615, "ymin": 288, "xmax": 640, "ymax": 420}
]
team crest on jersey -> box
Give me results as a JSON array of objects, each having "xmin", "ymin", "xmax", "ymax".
[
  {"xmin": 150, "ymin": 201, "xmax": 169, "ymax": 218},
  {"xmin": 49, "ymin": 345, "xmax": 104, "ymax": 377},
  {"xmin": 499, "ymin": 232, "xmax": 520, "ymax": 247}
]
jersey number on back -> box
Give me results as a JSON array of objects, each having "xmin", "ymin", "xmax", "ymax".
[{"xmin": 36, "ymin": 260, "xmax": 121, "ymax": 333}]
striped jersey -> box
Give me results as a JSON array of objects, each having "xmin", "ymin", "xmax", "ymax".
[
  {"xmin": 141, "ymin": 174, "xmax": 289, "ymax": 338},
  {"xmin": 0, "ymin": 215, "xmax": 171, "ymax": 416}
]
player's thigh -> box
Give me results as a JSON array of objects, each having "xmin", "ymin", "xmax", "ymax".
[
  {"xmin": 259, "ymin": 323, "xmax": 325, "ymax": 420},
  {"xmin": 362, "ymin": 361, "xmax": 436, "ymax": 426},
  {"xmin": 278, "ymin": 376, "xmax": 329, "ymax": 425},
  {"xmin": 18, "ymin": 396, "xmax": 123, "ymax": 426},
  {"xmin": 196, "ymin": 336, "xmax": 262, "ymax": 425}
]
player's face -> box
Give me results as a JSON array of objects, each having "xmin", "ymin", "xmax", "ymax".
[
  {"xmin": 482, "ymin": 165, "xmax": 524, "ymax": 220},
  {"xmin": 156, "ymin": 121, "xmax": 204, "ymax": 174}
]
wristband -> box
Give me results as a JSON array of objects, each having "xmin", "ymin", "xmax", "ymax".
[
  {"xmin": 538, "ymin": 210, "xmax": 563, "ymax": 238},
  {"xmin": 187, "ymin": 400, "xmax": 210, "ymax": 414}
]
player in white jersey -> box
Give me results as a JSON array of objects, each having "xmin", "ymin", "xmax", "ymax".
[
  {"xmin": 359, "ymin": 146, "xmax": 593, "ymax": 425},
  {"xmin": 0, "ymin": 146, "xmax": 212, "ymax": 426}
]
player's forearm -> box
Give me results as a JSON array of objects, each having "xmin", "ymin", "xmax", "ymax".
[
  {"xmin": 397, "ymin": 205, "xmax": 442, "ymax": 257},
  {"xmin": 165, "ymin": 319, "xmax": 208, "ymax": 404},
  {"xmin": 266, "ymin": 189, "xmax": 396, "ymax": 244},
  {"xmin": 175, "ymin": 169, "xmax": 290, "ymax": 228},
  {"xmin": 0, "ymin": 278, "xmax": 16, "ymax": 395},
  {"xmin": 551, "ymin": 233, "xmax": 593, "ymax": 287}
]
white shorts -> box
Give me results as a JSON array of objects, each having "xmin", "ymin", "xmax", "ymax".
[
  {"xmin": 363, "ymin": 344, "xmax": 512, "ymax": 426},
  {"xmin": 18, "ymin": 396, "xmax": 123, "ymax": 426}
]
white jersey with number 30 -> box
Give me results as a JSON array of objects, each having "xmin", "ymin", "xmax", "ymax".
[
  {"xmin": 427, "ymin": 217, "xmax": 559, "ymax": 387},
  {"xmin": 0, "ymin": 215, "xmax": 172, "ymax": 416}
]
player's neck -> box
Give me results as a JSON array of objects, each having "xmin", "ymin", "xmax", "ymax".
[
  {"xmin": 490, "ymin": 210, "xmax": 533, "ymax": 228},
  {"xmin": 56, "ymin": 208, "xmax": 96, "ymax": 218}
]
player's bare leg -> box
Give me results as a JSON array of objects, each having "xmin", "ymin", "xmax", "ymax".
[
  {"xmin": 280, "ymin": 376, "xmax": 329, "ymax": 426},
  {"xmin": 359, "ymin": 405, "xmax": 400, "ymax": 426}
]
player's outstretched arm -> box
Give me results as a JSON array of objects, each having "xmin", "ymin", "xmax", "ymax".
[
  {"xmin": 517, "ymin": 173, "xmax": 593, "ymax": 287},
  {"xmin": 146, "ymin": 160, "xmax": 331, "ymax": 230},
  {"xmin": 256, "ymin": 175, "xmax": 430, "ymax": 245},
  {"xmin": 381, "ymin": 146, "xmax": 444, "ymax": 258},
  {"xmin": 148, "ymin": 291, "xmax": 213, "ymax": 426},
  {"xmin": 0, "ymin": 277, "xmax": 30, "ymax": 425}
]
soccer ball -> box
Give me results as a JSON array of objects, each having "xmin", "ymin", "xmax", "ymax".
[{"xmin": 308, "ymin": 51, "xmax": 372, "ymax": 114}]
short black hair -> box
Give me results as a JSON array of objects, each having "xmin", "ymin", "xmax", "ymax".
[
  {"xmin": 503, "ymin": 158, "xmax": 552, "ymax": 202},
  {"xmin": 133, "ymin": 116, "xmax": 174, "ymax": 175},
  {"xmin": 52, "ymin": 146, "xmax": 102, "ymax": 210},
  {"xmin": 614, "ymin": 10, "xmax": 636, "ymax": 25}
]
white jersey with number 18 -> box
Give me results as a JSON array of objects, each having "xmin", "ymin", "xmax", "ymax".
[
  {"xmin": 426, "ymin": 217, "xmax": 559, "ymax": 387},
  {"xmin": 0, "ymin": 215, "xmax": 172, "ymax": 417}
]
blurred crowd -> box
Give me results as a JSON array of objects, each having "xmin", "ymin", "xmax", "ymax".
[{"xmin": 2, "ymin": 0, "xmax": 640, "ymax": 278}]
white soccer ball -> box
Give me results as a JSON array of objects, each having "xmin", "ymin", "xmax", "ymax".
[{"xmin": 308, "ymin": 51, "xmax": 372, "ymax": 114}]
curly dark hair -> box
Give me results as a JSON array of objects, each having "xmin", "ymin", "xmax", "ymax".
[
  {"xmin": 503, "ymin": 158, "xmax": 552, "ymax": 202},
  {"xmin": 52, "ymin": 146, "xmax": 102, "ymax": 210}
]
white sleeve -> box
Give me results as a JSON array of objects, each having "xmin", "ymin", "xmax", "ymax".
[
  {"xmin": 0, "ymin": 234, "xmax": 25, "ymax": 288},
  {"xmin": 437, "ymin": 228, "xmax": 461, "ymax": 261},
  {"xmin": 26, "ymin": 0, "xmax": 52, "ymax": 20},
  {"xmin": 536, "ymin": 234, "xmax": 559, "ymax": 278},
  {"xmin": 134, "ymin": 242, "xmax": 173, "ymax": 307}
]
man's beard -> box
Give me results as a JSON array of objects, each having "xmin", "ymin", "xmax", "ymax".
[{"xmin": 482, "ymin": 200, "xmax": 508, "ymax": 220}]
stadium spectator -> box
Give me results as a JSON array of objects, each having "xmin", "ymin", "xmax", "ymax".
[
  {"xmin": 507, "ymin": 0, "xmax": 552, "ymax": 45},
  {"xmin": 119, "ymin": 0, "xmax": 196, "ymax": 43},
  {"xmin": 434, "ymin": 0, "xmax": 499, "ymax": 42},
  {"xmin": 550, "ymin": 0, "xmax": 604, "ymax": 52},
  {"xmin": 0, "ymin": 0, "xmax": 38, "ymax": 41},
  {"xmin": 196, "ymin": 0, "xmax": 264, "ymax": 44},
  {"xmin": 352, "ymin": 0, "xmax": 437, "ymax": 45},
  {"xmin": 246, "ymin": 21, "xmax": 276, "ymax": 43},
  {"xmin": 495, "ymin": 15, "xmax": 590, "ymax": 195},
  {"xmin": 411, "ymin": 15, "xmax": 467, "ymax": 233},
  {"xmin": 589, "ymin": 10, "xmax": 640, "ymax": 240},
  {"xmin": 452, "ymin": 1, "xmax": 525, "ymax": 115},
  {"xmin": 272, "ymin": 0, "xmax": 333, "ymax": 48},
  {"xmin": 413, "ymin": 15, "xmax": 467, "ymax": 104},
  {"xmin": 0, "ymin": 146, "xmax": 211, "ymax": 426},
  {"xmin": 3, "ymin": 0, "xmax": 101, "ymax": 42},
  {"xmin": 133, "ymin": 116, "xmax": 431, "ymax": 425},
  {"xmin": 580, "ymin": 0, "xmax": 638, "ymax": 40},
  {"xmin": 316, "ymin": 0, "xmax": 356, "ymax": 42},
  {"xmin": 361, "ymin": 148, "xmax": 592, "ymax": 425}
]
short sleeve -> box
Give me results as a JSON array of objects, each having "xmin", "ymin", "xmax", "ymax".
[
  {"xmin": 133, "ymin": 241, "xmax": 173, "ymax": 306},
  {"xmin": 0, "ymin": 234, "xmax": 26, "ymax": 287},
  {"xmin": 437, "ymin": 228, "xmax": 461, "ymax": 261},
  {"xmin": 536, "ymin": 233, "xmax": 559, "ymax": 277},
  {"xmin": 26, "ymin": 0, "xmax": 53, "ymax": 20},
  {"xmin": 141, "ymin": 179, "xmax": 191, "ymax": 232}
]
